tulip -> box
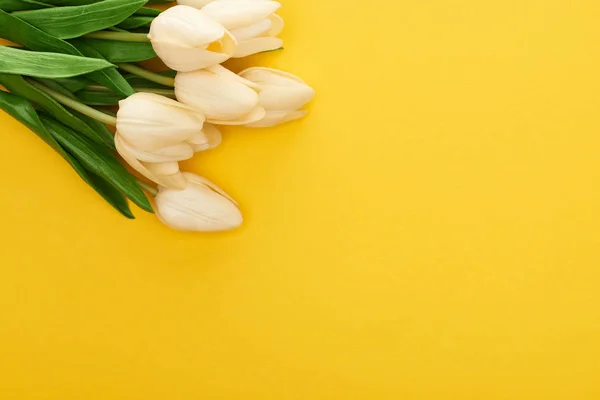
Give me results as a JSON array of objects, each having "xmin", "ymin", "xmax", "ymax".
[
  {"xmin": 155, "ymin": 172, "xmax": 243, "ymax": 232},
  {"xmin": 148, "ymin": 5, "xmax": 237, "ymax": 72},
  {"xmin": 115, "ymin": 93, "xmax": 219, "ymax": 189},
  {"xmin": 177, "ymin": 0, "xmax": 215, "ymax": 7},
  {"xmin": 238, "ymin": 67, "xmax": 315, "ymax": 127},
  {"xmin": 175, "ymin": 64, "xmax": 266, "ymax": 125},
  {"xmin": 179, "ymin": 0, "xmax": 284, "ymax": 58}
]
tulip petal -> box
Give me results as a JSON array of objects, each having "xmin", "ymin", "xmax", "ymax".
[
  {"xmin": 182, "ymin": 172, "xmax": 238, "ymax": 206},
  {"xmin": 202, "ymin": 0, "xmax": 281, "ymax": 31},
  {"xmin": 149, "ymin": 6, "xmax": 225, "ymax": 47},
  {"xmin": 233, "ymin": 37, "xmax": 283, "ymax": 58},
  {"xmin": 116, "ymin": 134, "xmax": 186, "ymax": 189},
  {"xmin": 156, "ymin": 172, "xmax": 243, "ymax": 232},
  {"xmin": 208, "ymin": 105, "xmax": 266, "ymax": 125},
  {"xmin": 268, "ymin": 14, "xmax": 285, "ymax": 37},
  {"xmin": 203, "ymin": 123, "xmax": 223, "ymax": 149},
  {"xmin": 124, "ymin": 141, "xmax": 195, "ymax": 163},
  {"xmin": 206, "ymin": 64, "xmax": 260, "ymax": 90},
  {"xmin": 231, "ymin": 18, "xmax": 272, "ymax": 41},
  {"xmin": 239, "ymin": 67, "xmax": 315, "ymax": 110},
  {"xmin": 151, "ymin": 41, "xmax": 232, "ymax": 72},
  {"xmin": 177, "ymin": 0, "xmax": 215, "ymax": 8},
  {"xmin": 245, "ymin": 109, "xmax": 308, "ymax": 128},
  {"xmin": 175, "ymin": 67, "xmax": 260, "ymax": 122},
  {"xmin": 117, "ymin": 93, "xmax": 206, "ymax": 152},
  {"xmin": 149, "ymin": 6, "xmax": 237, "ymax": 71}
]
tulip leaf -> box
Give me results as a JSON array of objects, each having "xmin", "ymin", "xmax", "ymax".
[
  {"xmin": 16, "ymin": 0, "xmax": 147, "ymax": 40},
  {"xmin": 0, "ymin": 9, "xmax": 135, "ymax": 97},
  {"xmin": 54, "ymin": 76, "xmax": 93, "ymax": 93},
  {"xmin": 0, "ymin": 91, "xmax": 134, "ymax": 218},
  {"xmin": 135, "ymin": 7, "xmax": 161, "ymax": 17},
  {"xmin": 117, "ymin": 16, "xmax": 154, "ymax": 30},
  {"xmin": 70, "ymin": 39, "xmax": 135, "ymax": 97},
  {"xmin": 0, "ymin": 0, "xmax": 46, "ymax": 11},
  {"xmin": 0, "ymin": 46, "xmax": 114, "ymax": 78},
  {"xmin": 40, "ymin": 116, "xmax": 154, "ymax": 213},
  {"xmin": 76, "ymin": 90, "xmax": 121, "ymax": 106},
  {"xmin": 72, "ymin": 38, "xmax": 156, "ymax": 63},
  {"xmin": 72, "ymin": 111, "xmax": 115, "ymax": 148},
  {"xmin": 35, "ymin": 78, "xmax": 79, "ymax": 99},
  {"xmin": 0, "ymin": 74, "xmax": 115, "ymax": 148}
]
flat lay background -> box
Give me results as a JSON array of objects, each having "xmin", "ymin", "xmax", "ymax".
[{"xmin": 2, "ymin": 0, "xmax": 600, "ymax": 398}]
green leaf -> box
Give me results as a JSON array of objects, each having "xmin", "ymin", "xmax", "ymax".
[
  {"xmin": 35, "ymin": 78, "xmax": 78, "ymax": 99},
  {"xmin": 72, "ymin": 38, "xmax": 156, "ymax": 64},
  {"xmin": 0, "ymin": 9, "xmax": 135, "ymax": 97},
  {"xmin": 76, "ymin": 90, "xmax": 121, "ymax": 106},
  {"xmin": 16, "ymin": 0, "xmax": 147, "ymax": 40},
  {"xmin": 0, "ymin": 91, "xmax": 134, "ymax": 218},
  {"xmin": 54, "ymin": 76, "xmax": 93, "ymax": 93},
  {"xmin": 71, "ymin": 40, "xmax": 135, "ymax": 97},
  {"xmin": 118, "ymin": 16, "xmax": 154, "ymax": 30},
  {"xmin": 0, "ymin": 0, "xmax": 46, "ymax": 12},
  {"xmin": 0, "ymin": 46, "xmax": 114, "ymax": 78},
  {"xmin": 72, "ymin": 111, "xmax": 115, "ymax": 148},
  {"xmin": 135, "ymin": 7, "xmax": 160, "ymax": 17},
  {"xmin": 41, "ymin": 116, "xmax": 154, "ymax": 213},
  {"xmin": 0, "ymin": 74, "xmax": 114, "ymax": 148}
]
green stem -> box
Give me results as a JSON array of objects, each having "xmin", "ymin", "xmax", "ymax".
[
  {"xmin": 27, "ymin": 79, "xmax": 117, "ymax": 126},
  {"xmin": 84, "ymin": 31, "xmax": 150, "ymax": 42},
  {"xmin": 118, "ymin": 63, "xmax": 175, "ymax": 87},
  {"xmin": 87, "ymin": 84, "xmax": 175, "ymax": 98},
  {"xmin": 136, "ymin": 179, "xmax": 158, "ymax": 197}
]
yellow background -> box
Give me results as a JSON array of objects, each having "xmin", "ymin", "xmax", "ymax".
[{"xmin": 2, "ymin": 0, "xmax": 600, "ymax": 398}]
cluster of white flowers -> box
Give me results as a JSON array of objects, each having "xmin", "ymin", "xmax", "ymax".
[{"xmin": 115, "ymin": 1, "xmax": 314, "ymax": 232}]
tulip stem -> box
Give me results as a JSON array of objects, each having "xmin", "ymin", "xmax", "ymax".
[
  {"xmin": 27, "ymin": 79, "xmax": 117, "ymax": 126},
  {"xmin": 136, "ymin": 179, "xmax": 158, "ymax": 197},
  {"xmin": 87, "ymin": 84, "xmax": 175, "ymax": 98},
  {"xmin": 118, "ymin": 64, "xmax": 175, "ymax": 87},
  {"xmin": 84, "ymin": 31, "xmax": 150, "ymax": 43}
]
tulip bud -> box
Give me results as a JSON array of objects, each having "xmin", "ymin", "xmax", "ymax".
[
  {"xmin": 179, "ymin": 0, "xmax": 284, "ymax": 58},
  {"xmin": 115, "ymin": 93, "xmax": 218, "ymax": 189},
  {"xmin": 238, "ymin": 67, "xmax": 315, "ymax": 128},
  {"xmin": 177, "ymin": 0, "xmax": 215, "ymax": 7},
  {"xmin": 155, "ymin": 172, "xmax": 243, "ymax": 232},
  {"xmin": 175, "ymin": 65, "xmax": 266, "ymax": 125},
  {"xmin": 148, "ymin": 5, "xmax": 237, "ymax": 72}
]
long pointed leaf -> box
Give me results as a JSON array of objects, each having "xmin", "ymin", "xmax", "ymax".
[
  {"xmin": 54, "ymin": 76, "xmax": 93, "ymax": 93},
  {"xmin": 0, "ymin": 9, "xmax": 134, "ymax": 97},
  {"xmin": 41, "ymin": 116, "xmax": 154, "ymax": 213},
  {"xmin": 0, "ymin": 0, "xmax": 46, "ymax": 11},
  {"xmin": 76, "ymin": 90, "xmax": 121, "ymax": 106},
  {"xmin": 71, "ymin": 40, "xmax": 134, "ymax": 97},
  {"xmin": 0, "ymin": 74, "xmax": 114, "ymax": 148},
  {"xmin": 117, "ymin": 16, "xmax": 154, "ymax": 30},
  {"xmin": 16, "ymin": 0, "xmax": 147, "ymax": 40},
  {"xmin": 135, "ymin": 7, "xmax": 161, "ymax": 17},
  {"xmin": 0, "ymin": 46, "xmax": 114, "ymax": 78},
  {"xmin": 0, "ymin": 91, "xmax": 134, "ymax": 218},
  {"xmin": 72, "ymin": 38, "xmax": 156, "ymax": 64}
]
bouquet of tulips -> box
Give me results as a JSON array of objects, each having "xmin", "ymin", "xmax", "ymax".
[{"xmin": 0, "ymin": 0, "xmax": 314, "ymax": 232}]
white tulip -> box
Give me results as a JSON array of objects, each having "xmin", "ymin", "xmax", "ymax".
[
  {"xmin": 175, "ymin": 64, "xmax": 266, "ymax": 125},
  {"xmin": 115, "ymin": 93, "xmax": 220, "ymax": 189},
  {"xmin": 155, "ymin": 172, "xmax": 243, "ymax": 232},
  {"xmin": 179, "ymin": 0, "xmax": 284, "ymax": 58},
  {"xmin": 148, "ymin": 5, "xmax": 237, "ymax": 72},
  {"xmin": 177, "ymin": 0, "xmax": 215, "ymax": 7},
  {"xmin": 238, "ymin": 67, "xmax": 315, "ymax": 127}
]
